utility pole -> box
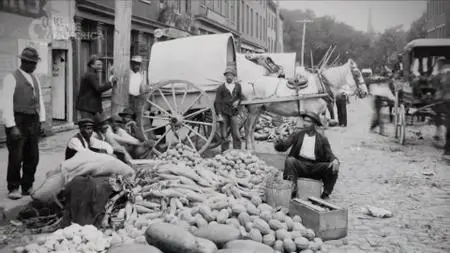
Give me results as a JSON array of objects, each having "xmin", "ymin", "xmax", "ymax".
[
  {"xmin": 296, "ymin": 20, "xmax": 312, "ymax": 67},
  {"xmin": 111, "ymin": 0, "xmax": 132, "ymax": 116}
]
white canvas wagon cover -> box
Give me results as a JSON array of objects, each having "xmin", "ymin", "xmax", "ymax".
[{"xmin": 148, "ymin": 33, "xmax": 236, "ymax": 92}]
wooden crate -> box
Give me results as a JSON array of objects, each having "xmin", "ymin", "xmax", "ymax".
[{"xmin": 289, "ymin": 197, "xmax": 348, "ymax": 241}]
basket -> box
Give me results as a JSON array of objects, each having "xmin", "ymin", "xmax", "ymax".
[
  {"xmin": 296, "ymin": 178, "xmax": 322, "ymax": 200},
  {"xmin": 265, "ymin": 171, "xmax": 293, "ymax": 210}
]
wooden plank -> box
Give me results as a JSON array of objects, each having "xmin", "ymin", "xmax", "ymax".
[
  {"xmin": 111, "ymin": 0, "xmax": 132, "ymax": 115},
  {"xmin": 241, "ymin": 93, "xmax": 328, "ymax": 105},
  {"xmin": 308, "ymin": 196, "xmax": 341, "ymax": 210}
]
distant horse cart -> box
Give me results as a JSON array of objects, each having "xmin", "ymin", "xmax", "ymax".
[
  {"xmin": 392, "ymin": 38, "xmax": 450, "ymax": 145},
  {"xmin": 135, "ymin": 33, "xmax": 366, "ymax": 155}
]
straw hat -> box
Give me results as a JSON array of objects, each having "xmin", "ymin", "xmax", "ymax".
[
  {"xmin": 131, "ymin": 56, "xmax": 143, "ymax": 63},
  {"xmin": 300, "ymin": 111, "xmax": 322, "ymax": 126}
]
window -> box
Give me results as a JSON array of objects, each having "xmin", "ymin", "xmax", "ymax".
[
  {"xmin": 241, "ymin": 0, "xmax": 245, "ymax": 32},
  {"xmin": 219, "ymin": 0, "xmax": 223, "ymax": 14},
  {"xmin": 246, "ymin": 6, "xmax": 249, "ymax": 34},
  {"xmin": 173, "ymin": 0, "xmax": 181, "ymax": 13},
  {"xmin": 230, "ymin": 0, "xmax": 235, "ymax": 23},
  {"xmin": 263, "ymin": 18, "xmax": 266, "ymax": 40},
  {"xmin": 260, "ymin": 16, "xmax": 262, "ymax": 40},
  {"xmin": 256, "ymin": 13, "xmax": 259, "ymax": 38},
  {"xmin": 186, "ymin": 0, "xmax": 192, "ymax": 14},
  {"xmin": 225, "ymin": 0, "xmax": 229, "ymax": 17},
  {"xmin": 251, "ymin": 9, "xmax": 253, "ymax": 37}
]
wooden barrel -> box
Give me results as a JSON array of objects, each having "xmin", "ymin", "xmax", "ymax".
[{"xmin": 265, "ymin": 185, "xmax": 292, "ymax": 210}]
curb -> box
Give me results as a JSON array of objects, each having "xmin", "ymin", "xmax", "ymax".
[{"xmin": 0, "ymin": 197, "xmax": 31, "ymax": 223}]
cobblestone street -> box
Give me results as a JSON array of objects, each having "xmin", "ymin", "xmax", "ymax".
[{"xmin": 0, "ymin": 97, "xmax": 449, "ymax": 253}]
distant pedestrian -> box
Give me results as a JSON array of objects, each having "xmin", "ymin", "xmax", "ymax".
[
  {"xmin": 0, "ymin": 47, "xmax": 46, "ymax": 200},
  {"xmin": 76, "ymin": 55, "xmax": 117, "ymax": 120},
  {"xmin": 129, "ymin": 56, "xmax": 145, "ymax": 114}
]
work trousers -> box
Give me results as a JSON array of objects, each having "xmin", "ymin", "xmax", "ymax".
[
  {"xmin": 370, "ymin": 95, "xmax": 384, "ymax": 131},
  {"xmin": 221, "ymin": 114, "xmax": 242, "ymax": 152},
  {"xmin": 327, "ymin": 101, "xmax": 335, "ymax": 120},
  {"xmin": 335, "ymin": 95, "xmax": 347, "ymax": 127},
  {"xmin": 6, "ymin": 113, "xmax": 40, "ymax": 192},
  {"xmin": 283, "ymin": 156, "xmax": 338, "ymax": 196}
]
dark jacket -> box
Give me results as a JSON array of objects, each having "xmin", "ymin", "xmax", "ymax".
[
  {"xmin": 76, "ymin": 70, "xmax": 112, "ymax": 113},
  {"xmin": 274, "ymin": 130, "xmax": 337, "ymax": 163},
  {"xmin": 214, "ymin": 82, "xmax": 245, "ymax": 116}
]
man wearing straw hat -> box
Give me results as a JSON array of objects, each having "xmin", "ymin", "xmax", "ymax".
[
  {"xmin": 214, "ymin": 66, "xmax": 245, "ymax": 152},
  {"xmin": 274, "ymin": 111, "xmax": 340, "ymax": 199},
  {"xmin": 0, "ymin": 47, "xmax": 46, "ymax": 199}
]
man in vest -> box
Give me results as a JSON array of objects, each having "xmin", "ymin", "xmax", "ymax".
[
  {"xmin": 274, "ymin": 112, "xmax": 340, "ymax": 199},
  {"xmin": 65, "ymin": 118, "xmax": 114, "ymax": 160},
  {"xmin": 0, "ymin": 47, "xmax": 46, "ymax": 199},
  {"xmin": 214, "ymin": 66, "xmax": 245, "ymax": 152}
]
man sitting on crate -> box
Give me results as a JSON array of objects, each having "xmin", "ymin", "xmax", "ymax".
[{"xmin": 274, "ymin": 111, "xmax": 340, "ymax": 199}]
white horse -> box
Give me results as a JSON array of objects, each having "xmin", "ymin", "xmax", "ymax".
[{"xmin": 240, "ymin": 58, "xmax": 366, "ymax": 150}]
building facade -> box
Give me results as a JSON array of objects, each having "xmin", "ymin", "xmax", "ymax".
[
  {"xmin": 0, "ymin": 0, "xmax": 284, "ymax": 142},
  {"xmin": 426, "ymin": 0, "xmax": 450, "ymax": 38}
]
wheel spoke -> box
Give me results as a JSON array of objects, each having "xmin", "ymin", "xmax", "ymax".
[
  {"xmin": 171, "ymin": 83, "xmax": 178, "ymax": 113},
  {"xmin": 185, "ymin": 135, "xmax": 197, "ymax": 152},
  {"xmin": 184, "ymin": 119, "xmax": 213, "ymax": 126},
  {"xmin": 143, "ymin": 115, "xmax": 170, "ymax": 121},
  {"xmin": 146, "ymin": 99, "xmax": 172, "ymax": 117},
  {"xmin": 182, "ymin": 93, "xmax": 203, "ymax": 115},
  {"xmin": 158, "ymin": 89, "xmax": 175, "ymax": 114},
  {"xmin": 182, "ymin": 123, "xmax": 209, "ymax": 142},
  {"xmin": 184, "ymin": 107, "xmax": 210, "ymax": 119},
  {"xmin": 180, "ymin": 84, "xmax": 188, "ymax": 109},
  {"xmin": 154, "ymin": 127, "xmax": 171, "ymax": 147},
  {"xmin": 144, "ymin": 122, "xmax": 170, "ymax": 133}
]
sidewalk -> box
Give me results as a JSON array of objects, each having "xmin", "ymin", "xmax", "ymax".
[{"xmin": 0, "ymin": 129, "xmax": 77, "ymax": 221}]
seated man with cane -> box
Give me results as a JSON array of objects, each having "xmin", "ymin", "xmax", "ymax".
[{"xmin": 274, "ymin": 112, "xmax": 340, "ymax": 199}]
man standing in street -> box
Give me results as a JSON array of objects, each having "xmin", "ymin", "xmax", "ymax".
[
  {"xmin": 76, "ymin": 55, "xmax": 117, "ymax": 119},
  {"xmin": 0, "ymin": 47, "xmax": 46, "ymax": 199},
  {"xmin": 129, "ymin": 56, "xmax": 144, "ymax": 114},
  {"xmin": 214, "ymin": 66, "xmax": 245, "ymax": 152}
]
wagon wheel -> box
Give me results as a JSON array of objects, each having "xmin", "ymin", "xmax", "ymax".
[
  {"xmin": 138, "ymin": 80, "xmax": 217, "ymax": 155},
  {"xmin": 396, "ymin": 104, "xmax": 406, "ymax": 145},
  {"xmin": 394, "ymin": 91, "xmax": 400, "ymax": 138}
]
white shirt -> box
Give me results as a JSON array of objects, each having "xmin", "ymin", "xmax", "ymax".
[
  {"xmin": 129, "ymin": 70, "xmax": 143, "ymax": 96},
  {"xmin": 0, "ymin": 69, "xmax": 46, "ymax": 128},
  {"xmin": 67, "ymin": 134, "xmax": 114, "ymax": 154},
  {"xmin": 299, "ymin": 134, "xmax": 316, "ymax": 160},
  {"xmin": 225, "ymin": 81, "xmax": 236, "ymax": 94}
]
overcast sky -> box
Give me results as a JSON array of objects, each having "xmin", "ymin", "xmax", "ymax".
[{"xmin": 279, "ymin": 1, "xmax": 427, "ymax": 33}]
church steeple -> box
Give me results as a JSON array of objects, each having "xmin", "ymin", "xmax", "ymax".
[{"xmin": 367, "ymin": 7, "xmax": 375, "ymax": 35}]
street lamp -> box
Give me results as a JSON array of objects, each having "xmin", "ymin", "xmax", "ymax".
[{"xmin": 296, "ymin": 19, "xmax": 313, "ymax": 67}]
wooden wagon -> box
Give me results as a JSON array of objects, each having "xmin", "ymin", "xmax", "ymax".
[
  {"xmin": 137, "ymin": 33, "xmax": 328, "ymax": 155},
  {"xmin": 393, "ymin": 38, "xmax": 450, "ymax": 144}
]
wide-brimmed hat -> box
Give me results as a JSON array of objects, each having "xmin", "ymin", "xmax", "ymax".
[
  {"xmin": 118, "ymin": 108, "xmax": 136, "ymax": 117},
  {"xmin": 300, "ymin": 111, "xmax": 322, "ymax": 126},
  {"xmin": 224, "ymin": 66, "xmax": 237, "ymax": 76},
  {"xmin": 77, "ymin": 118, "xmax": 95, "ymax": 127},
  {"xmin": 94, "ymin": 113, "xmax": 111, "ymax": 125},
  {"xmin": 87, "ymin": 55, "xmax": 100, "ymax": 67},
  {"xmin": 131, "ymin": 55, "xmax": 143, "ymax": 63},
  {"xmin": 18, "ymin": 47, "xmax": 40, "ymax": 63}
]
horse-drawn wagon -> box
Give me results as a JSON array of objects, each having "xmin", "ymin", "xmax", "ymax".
[
  {"xmin": 393, "ymin": 38, "xmax": 450, "ymax": 145},
  {"xmin": 137, "ymin": 33, "xmax": 360, "ymax": 155}
]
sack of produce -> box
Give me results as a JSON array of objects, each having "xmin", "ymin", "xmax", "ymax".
[{"xmin": 31, "ymin": 170, "xmax": 65, "ymax": 203}]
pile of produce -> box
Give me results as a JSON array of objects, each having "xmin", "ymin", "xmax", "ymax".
[
  {"xmin": 254, "ymin": 115, "xmax": 296, "ymax": 142},
  {"xmin": 16, "ymin": 224, "xmax": 111, "ymax": 253},
  {"xmin": 18, "ymin": 147, "xmax": 325, "ymax": 252}
]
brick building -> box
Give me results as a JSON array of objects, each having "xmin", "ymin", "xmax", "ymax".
[
  {"xmin": 0, "ymin": 0, "xmax": 284, "ymax": 142},
  {"xmin": 426, "ymin": 0, "xmax": 450, "ymax": 38}
]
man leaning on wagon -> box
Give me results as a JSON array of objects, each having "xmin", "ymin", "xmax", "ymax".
[
  {"xmin": 0, "ymin": 47, "xmax": 46, "ymax": 200},
  {"xmin": 274, "ymin": 112, "xmax": 340, "ymax": 200},
  {"xmin": 214, "ymin": 66, "xmax": 245, "ymax": 152}
]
